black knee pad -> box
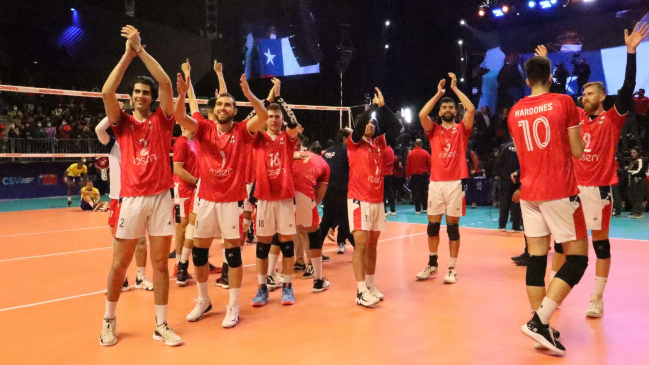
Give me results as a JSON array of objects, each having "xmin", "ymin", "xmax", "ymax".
[
  {"xmin": 225, "ymin": 247, "xmax": 242, "ymax": 268},
  {"xmin": 593, "ymin": 239, "xmax": 611, "ymax": 259},
  {"xmin": 280, "ymin": 240, "xmax": 295, "ymax": 258},
  {"xmin": 555, "ymin": 255, "xmax": 588, "ymax": 288},
  {"xmin": 427, "ymin": 222, "xmax": 441, "ymax": 237},
  {"xmin": 256, "ymin": 243, "xmax": 271, "ymax": 259},
  {"xmin": 192, "ymin": 247, "xmax": 209, "ymax": 267},
  {"xmin": 174, "ymin": 205, "xmax": 181, "ymax": 224},
  {"xmin": 447, "ymin": 223, "xmax": 460, "ymax": 241},
  {"xmin": 308, "ymin": 231, "xmax": 323, "ymax": 250},
  {"xmin": 554, "ymin": 241, "xmax": 564, "ymax": 254},
  {"xmin": 525, "ymin": 255, "xmax": 548, "ymax": 287}
]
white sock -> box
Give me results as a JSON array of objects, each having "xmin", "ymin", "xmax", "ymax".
[
  {"xmin": 181, "ymin": 247, "xmax": 192, "ymax": 263},
  {"xmin": 366, "ymin": 274, "xmax": 375, "ymax": 286},
  {"xmin": 429, "ymin": 251, "xmax": 437, "ymax": 256},
  {"xmin": 283, "ymin": 273, "xmax": 292, "ymax": 283},
  {"xmin": 312, "ymin": 256, "xmax": 323, "ymax": 279},
  {"xmin": 197, "ymin": 281, "xmax": 209, "ymax": 299},
  {"xmin": 155, "ymin": 305, "xmax": 168, "ymax": 326},
  {"xmin": 536, "ymin": 297, "xmax": 559, "ymax": 325},
  {"xmin": 267, "ymin": 254, "xmax": 279, "ymax": 276},
  {"xmin": 550, "ymin": 271, "xmax": 557, "ymax": 281},
  {"xmin": 258, "ymin": 274, "xmax": 266, "ymax": 285},
  {"xmin": 593, "ymin": 276, "xmax": 608, "ymax": 298},
  {"xmin": 104, "ymin": 300, "xmax": 117, "ymax": 319},
  {"xmin": 176, "ymin": 255, "xmax": 180, "ymax": 265},
  {"xmin": 357, "ymin": 281, "xmax": 367, "ymax": 292},
  {"xmin": 243, "ymin": 218, "xmax": 251, "ymax": 233},
  {"xmin": 136, "ymin": 267, "xmax": 146, "ymax": 280},
  {"xmin": 229, "ymin": 288, "xmax": 241, "ymax": 306},
  {"xmin": 449, "ymin": 258, "xmax": 457, "ymax": 269},
  {"xmin": 68, "ymin": 196, "xmax": 72, "ymax": 201}
]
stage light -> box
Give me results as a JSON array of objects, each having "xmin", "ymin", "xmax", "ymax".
[
  {"xmin": 461, "ymin": 57, "xmax": 465, "ymax": 61},
  {"xmin": 493, "ymin": 9, "xmax": 505, "ymax": 17},
  {"xmin": 371, "ymin": 111, "xmax": 376, "ymax": 119},
  {"xmin": 384, "ymin": 44, "xmax": 389, "ymax": 49},
  {"xmin": 385, "ymin": 20, "xmax": 391, "ymax": 26},
  {"xmin": 550, "ymin": 0, "xmax": 557, "ymax": 3},
  {"xmin": 478, "ymin": 9, "xmax": 486, "ymax": 17},
  {"xmin": 404, "ymin": 108, "xmax": 412, "ymax": 123},
  {"xmin": 33, "ymin": 61, "xmax": 38, "ymax": 64},
  {"xmin": 460, "ymin": 78, "xmax": 465, "ymax": 82},
  {"xmin": 540, "ymin": 1, "xmax": 552, "ymax": 9},
  {"xmin": 502, "ymin": 5, "xmax": 510, "ymax": 13},
  {"xmin": 70, "ymin": 8, "xmax": 76, "ymax": 12},
  {"xmin": 458, "ymin": 39, "xmax": 463, "ymax": 45},
  {"xmin": 460, "ymin": 19, "xmax": 466, "ymax": 25},
  {"xmin": 528, "ymin": 1, "xmax": 536, "ymax": 8}
]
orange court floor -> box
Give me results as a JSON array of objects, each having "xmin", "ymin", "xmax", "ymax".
[{"xmin": 0, "ymin": 207, "xmax": 647, "ymax": 365}]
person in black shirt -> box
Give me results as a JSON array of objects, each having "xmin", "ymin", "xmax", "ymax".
[
  {"xmin": 493, "ymin": 140, "xmax": 521, "ymax": 231},
  {"xmin": 627, "ymin": 147, "xmax": 646, "ymax": 218}
]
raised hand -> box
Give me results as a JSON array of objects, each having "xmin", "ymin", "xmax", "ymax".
[
  {"xmin": 124, "ymin": 39, "xmax": 137, "ymax": 58},
  {"xmin": 214, "ymin": 89, "xmax": 219, "ymax": 98},
  {"xmin": 271, "ymin": 78, "xmax": 281, "ymax": 96},
  {"xmin": 240, "ymin": 74, "xmax": 252, "ymax": 97},
  {"xmin": 437, "ymin": 79, "xmax": 446, "ymax": 95},
  {"xmin": 625, "ymin": 22, "xmax": 649, "ymax": 52},
  {"xmin": 448, "ymin": 73, "xmax": 458, "ymax": 89},
  {"xmin": 375, "ymin": 87, "xmax": 385, "ymax": 107},
  {"xmin": 214, "ymin": 60, "xmax": 223, "ymax": 74},
  {"xmin": 181, "ymin": 59, "xmax": 191, "ymax": 77},
  {"xmin": 267, "ymin": 84, "xmax": 276, "ymax": 102},
  {"xmin": 177, "ymin": 73, "xmax": 190, "ymax": 94},
  {"xmin": 534, "ymin": 45, "xmax": 548, "ymax": 58},
  {"xmin": 121, "ymin": 25, "xmax": 142, "ymax": 54}
]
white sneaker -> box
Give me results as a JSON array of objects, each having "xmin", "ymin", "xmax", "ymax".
[
  {"xmin": 337, "ymin": 243, "xmax": 346, "ymax": 254},
  {"xmin": 367, "ymin": 284, "xmax": 384, "ymax": 301},
  {"xmin": 444, "ymin": 268, "xmax": 457, "ymax": 284},
  {"xmin": 388, "ymin": 212, "xmax": 397, "ymax": 216},
  {"xmin": 586, "ymin": 297, "xmax": 604, "ymax": 318},
  {"xmin": 416, "ymin": 265, "xmax": 438, "ymax": 280},
  {"xmin": 153, "ymin": 322, "xmax": 183, "ymax": 347},
  {"xmin": 415, "ymin": 211, "xmax": 421, "ymax": 215},
  {"xmin": 134, "ymin": 277, "xmax": 153, "ymax": 291},
  {"xmin": 222, "ymin": 305, "xmax": 240, "ymax": 328},
  {"xmin": 99, "ymin": 317, "xmax": 117, "ymax": 346},
  {"xmin": 186, "ymin": 297, "xmax": 212, "ymax": 322},
  {"xmin": 356, "ymin": 289, "xmax": 380, "ymax": 307}
]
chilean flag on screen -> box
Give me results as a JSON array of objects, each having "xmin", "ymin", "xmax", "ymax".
[{"xmin": 258, "ymin": 38, "xmax": 320, "ymax": 78}]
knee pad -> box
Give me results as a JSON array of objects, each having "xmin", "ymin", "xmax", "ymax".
[
  {"xmin": 555, "ymin": 255, "xmax": 588, "ymax": 288},
  {"xmin": 554, "ymin": 241, "xmax": 564, "ymax": 254},
  {"xmin": 256, "ymin": 243, "xmax": 271, "ymax": 259},
  {"xmin": 447, "ymin": 224, "xmax": 460, "ymax": 241},
  {"xmin": 136, "ymin": 237, "xmax": 146, "ymax": 251},
  {"xmin": 427, "ymin": 222, "xmax": 441, "ymax": 237},
  {"xmin": 593, "ymin": 239, "xmax": 611, "ymax": 259},
  {"xmin": 192, "ymin": 247, "xmax": 209, "ymax": 267},
  {"xmin": 185, "ymin": 224, "xmax": 195, "ymax": 240},
  {"xmin": 308, "ymin": 231, "xmax": 323, "ymax": 250},
  {"xmin": 225, "ymin": 247, "xmax": 242, "ymax": 268},
  {"xmin": 280, "ymin": 240, "xmax": 295, "ymax": 258},
  {"xmin": 525, "ymin": 255, "xmax": 548, "ymax": 287}
]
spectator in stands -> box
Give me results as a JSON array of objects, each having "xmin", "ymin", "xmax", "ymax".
[
  {"xmin": 627, "ymin": 146, "xmax": 647, "ymax": 219},
  {"xmin": 493, "ymin": 140, "xmax": 522, "ymax": 231},
  {"xmin": 7, "ymin": 122, "xmax": 20, "ymax": 138},
  {"xmin": 383, "ymin": 144, "xmax": 397, "ymax": 216},
  {"xmin": 633, "ymin": 88, "xmax": 649, "ymax": 126},
  {"xmin": 33, "ymin": 121, "xmax": 46, "ymax": 138},
  {"xmin": 405, "ymin": 139, "xmax": 430, "ymax": 214},
  {"xmin": 44, "ymin": 120, "xmax": 57, "ymax": 139},
  {"xmin": 58, "ymin": 121, "xmax": 71, "ymax": 139}
]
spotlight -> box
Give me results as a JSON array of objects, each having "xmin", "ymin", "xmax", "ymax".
[
  {"xmin": 33, "ymin": 61, "xmax": 38, "ymax": 64},
  {"xmin": 458, "ymin": 39, "xmax": 463, "ymax": 45},
  {"xmin": 461, "ymin": 57, "xmax": 465, "ymax": 61},
  {"xmin": 550, "ymin": 0, "xmax": 557, "ymax": 3},
  {"xmin": 384, "ymin": 44, "xmax": 389, "ymax": 49},
  {"xmin": 540, "ymin": 1, "xmax": 551, "ymax": 9},
  {"xmin": 385, "ymin": 20, "xmax": 391, "ymax": 26},
  {"xmin": 492, "ymin": 8, "xmax": 504, "ymax": 17},
  {"xmin": 460, "ymin": 78, "xmax": 465, "ymax": 82},
  {"xmin": 478, "ymin": 9, "xmax": 486, "ymax": 17},
  {"xmin": 70, "ymin": 7, "xmax": 76, "ymax": 12},
  {"xmin": 502, "ymin": 5, "xmax": 510, "ymax": 13},
  {"xmin": 460, "ymin": 19, "xmax": 466, "ymax": 25},
  {"xmin": 528, "ymin": 1, "xmax": 536, "ymax": 8},
  {"xmin": 371, "ymin": 111, "xmax": 376, "ymax": 119}
]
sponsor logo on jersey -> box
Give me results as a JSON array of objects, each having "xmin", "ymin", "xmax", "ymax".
[{"xmin": 209, "ymin": 168, "xmax": 233, "ymax": 177}]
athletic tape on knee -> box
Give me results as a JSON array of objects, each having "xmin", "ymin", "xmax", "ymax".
[
  {"xmin": 192, "ymin": 247, "xmax": 209, "ymax": 266},
  {"xmin": 555, "ymin": 255, "xmax": 588, "ymax": 288},
  {"xmin": 308, "ymin": 231, "xmax": 323, "ymax": 250},
  {"xmin": 525, "ymin": 255, "xmax": 548, "ymax": 287},
  {"xmin": 225, "ymin": 247, "xmax": 242, "ymax": 268},
  {"xmin": 185, "ymin": 224, "xmax": 195, "ymax": 240},
  {"xmin": 136, "ymin": 237, "xmax": 146, "ymax": 251},
  {"xmin": 593, "ymin": 239, "xmax": 611, "ymax": 259},
  {"xmin": 256, "ymin": 243, "xmax": 271, "ymax": 259},
  {"xmin": 427, "ymin": 222, "xmax": 441, "ymax": 237},
  {"xmin": 447, "ymin": 223, "xmax": 460, "ymax": 241},
  {"xmin": 280, "ymin": 240, "xmax": 295, "ymax": 258},
  {"xmin": 554, "ymin": 241, "xmax": 564, "ymax": 254}
]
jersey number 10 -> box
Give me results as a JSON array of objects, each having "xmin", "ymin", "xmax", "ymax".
[{"xmin": 517, "ymin": 117, "xmax": 551, "ymax": 151}]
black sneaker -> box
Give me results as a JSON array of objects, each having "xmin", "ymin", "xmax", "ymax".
[
  {"xmin": 322, "ymin": 255, "xmax": 330, "ymax": 262},
  {"xmin": 294, "ymin": 262, "xmax": 307, "ymax": 271},
  {"xmin": 521, "ymin": 312, "xmax": 566, "ymax": 356},
  {"xmin": 302, "ymin": 263, "xmax": 314, "ymax": 279},
  {"xmin": 67, "ymin": 199, "xmax": 72, "ymax": 207},
  {"xmin": 122, "ymin": 277, "xmax": 130, "ymax": 292},
  {"xmin": 215, "ymin": 275, "xmax": 229, "ymax": 289},
  {"xmin": 511, "ymin": 252, "xmax": 529, "ymax": 262},
  {"xmin": 168, "ymin": 251, "xmax": 176, "ymax": 259},
  {"xmin": 177, "ymin": 261, "xmax": 189, "ymax": 286},
  {"xmin": 313, "ymin": 277, "xmax": 331, "ymax": 293},
  {"xmin": 534, "ymin": 328, "xmax": 561, "ymax": 349}
]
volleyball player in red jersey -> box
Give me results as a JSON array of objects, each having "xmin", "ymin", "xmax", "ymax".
[
  {"xmin": 348, "ymin": 88, "xmax": 402, "ymax": 307},
  {"xmin": 99, "ymin": 25, "xmax": 181, "ymax": 347},
  {"xmin": 417, "ymin": 73, "xmax": 475, "ymax": 284},
  {"xmin": 544, "ymin": 22, "xmax": 647, "ymax": 319},
  {"xmin": 508, "ymin": 47, "xmax": 589, "ymax": 355},
  {"xmin": 175, "ymin": 70, "xmax": 268, "ymax": 328}
]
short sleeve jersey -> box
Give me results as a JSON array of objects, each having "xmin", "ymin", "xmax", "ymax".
[
  {"xmin": 67, "ymin": 163, "xmax": 87, "ymax": 177},
  {"xmin": 253, "ymin": 131, "xmax": 298, "ymax": 201},
  {"xmin": 426, "ymin": 122, "xmax": 472, "ymax": 181},
  {"xmin": 172, "ymin": 135, "xmax": 198, "ymax": 198},
  {"xmin": 347, "ymin": 134, "xmax": 386, "ymax": 204},
  {"xmin": 292, "ymin": 152, "xmax": 330, "ymax": 200}
]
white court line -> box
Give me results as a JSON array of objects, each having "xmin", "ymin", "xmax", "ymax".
[
  {"xmin": 0, "ymin": 226, "xmax": 106, "ymax": 239},
  {"xmin": 0, "ymin": 231, "xmax": 428, "ymax": 312},
  {"xmin": 0, "ymin": 247, "xmax": 111, "ymax": 263}
]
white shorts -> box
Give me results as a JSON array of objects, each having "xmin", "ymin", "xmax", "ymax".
[
  {"xmin": 115, "ymin": 190, "xmax": 175, "ymax": 239},
  {"xmin": 174, "ymin": 183, "xmax": 194, "ymax": 218},
  {"xmin": 578, "ymin": 185, "xmax": 612, "ymax": 231},
  {"xmin": 243, "ymin": 183, "xmax": 255, "ymax": 213},
  {"xmin": 193, "ymin": 199, "xmax": 244, "ymax": 240},
  {"xmin": 295, "ymin": 192, "xmax": 319, "ymax": 228},
  {"xmin": 427, "ymin": 180, "xmax": 465, "ymax": 217},
  {"xmin": 348, "ymin": 199, "xmax": 386, "ymax": 232},
  {"xmin": 192, "ymin": 179, "xmax": 201, "ymax": 213},
  {"xmin": 521, "ymin": 196, "xmax": 588, "ymax": 243},
  {"xmin": 256, "ymin": 199, "xmax": 297, "ymax": 237}
]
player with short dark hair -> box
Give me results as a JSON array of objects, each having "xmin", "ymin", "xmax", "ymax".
[{"xmin": 65, "ymin": 159, "xmax": 87, "ymax": 207}]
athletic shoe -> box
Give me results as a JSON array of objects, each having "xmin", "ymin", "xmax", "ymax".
[
  {"xmin": 356, "ymin": 289, "xmax": 380, "ymax": 307},
  {"xmin": 327, "ymin": 229, "xmax": 335, "ymax": 242},
  {"xmin": 186, "ymin": 297, "xmax": 212, "ymax": 322},
  {"xmin": 443, "ymin": 268, "xmax": 457, "ymax": 284},
  {"xmin": 534, "ymin": 327, "xmax": 561, "ymax": 349},
  {"xmin": 168, "ymin": 251, "xmax": 176, "ymax": 259},
  {"xmin": 251, "ymin": 285, "xmax": 269, "ymax": 307},
  {"xmin": 313, "ymin": 278, "xmax": 331, "ymax": 293},
  {"xmin": 302, "ymin": 263, "xmax": 314, "ymax": 279},
  {"xmin": 471, "ymin": 202, "xmax": 477, "ymax": 209},
  {"xmin": 215, "ymin": 276, "xmax": 229, "ymax": 289},
  {"xmin": 633, "ymin": 214, "xmax": 643, "ymax": 219},
  {"xmin": 513, "ymin": 256, "xmax": 529, "ymax": 267},
  {"xmin": 281, "ymin": 283, "xmax": 295, "ymax": 305},
  {"xmin": 172, "ymin": 264, "xmax": 178, "ymax": 278},
  {"xmin": 208, "ymin": 262, "xmax": 222, "ymax": 275},
  {"xmin": 67, "ymin": 199, "xmax": 72, "ymax": 207},
  {"xmin": 521, "ymin": 312, "xmax": 565, "ymax": 356},
  {"xmin": 586, "ymin": 297, "xmax": 604, "ymax": 318},
  {"xmin": 415, "ymin": 211, "xmax": 421, "ymax": 215},
  {"xmin": 122, "ymin": 277, "xmax": 130, "ymax": 292},
  {"xmin": 498, "ymin": 227, "xmax": 507, "ymax": 232},
  {"xmin": 337, "ymin": 243, "xmax": 346, "ymax": 254},
  {"xmin": 416, "ymin": 265, "xmax": 438, "ymax": 280},
  {"xmin": 177, "ymin": 261, "xmax": 190, "ymax": 287},
  {"xmin": 222, "ymin": 305, "xmax": 240, "ymax": 328},
  {"xmin": 99, "ymin": 317, "xmax": 117, "ymax": 346},
  {"xmin": 322, "ymin": 255, "xmax": 330, "ymax": 262},
  {"xmin": 153, "ymin": 321, "xmax": 183, "ymax": 347},
  {"xmin": 388, "ymin": 212, "xmax": 397, "ymax": 216},
  {"xmin": 134, "ymin": 277, "xmax": 153, "ymax": 291},
  {"xmin": 511, "ymin": 252, "xmax": 529, "ymax": 262},
  {"xmin": 294, "ymin": 262, "xmax": 307, "ymax": 271},
  {"xmin": 367, "ymin": 285, "xmax": 384, "ymax": 301},
  {"xmin": 267, "ymin": 273, "xmax": 284, "ymax": 291}
]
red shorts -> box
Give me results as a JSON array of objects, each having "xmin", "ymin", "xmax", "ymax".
[
  {"xmin": 174, "ymin": 183, "xmax": 195, "ymax": 218},
  {"xmin": 108, "ymin": 199, "xmax": 120, "ymax": 228}
]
